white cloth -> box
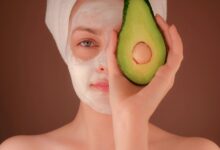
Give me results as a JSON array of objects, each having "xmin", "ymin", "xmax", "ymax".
[{"xmin": 45, "ymin": 0, "xmax": 167, "ymax": 64}]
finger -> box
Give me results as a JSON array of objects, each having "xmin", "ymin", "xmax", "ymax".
[
  {"xmin": 135, "ymin": 65, "xmax": 175, "ymax": 113},
  {"xmin": 137, "ymin": 26, "xmax": 184, "ymax": 106},
  {"xmin": 156, "ymin": 14, "xmax": 183, "ymax": 74},
  {"xmin": 155, "ymin": 14, "xmax": 172, "ymax": 49},
  {"xmin": 138, "ymin": 65, "xmax": 174, "ymax": 99},
  {"xmin": 166, "ymin": 25, "xmax": 184, "ymax": 74},
  {"xmin": 107, "ymin": 31, "xmax": 125, "ymax": 94},
  {"xmin": 138, "ymin": 25, "xmax": 184, "ymax": 94}
]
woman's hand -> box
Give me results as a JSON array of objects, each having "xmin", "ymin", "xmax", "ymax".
[
  {"xmin": 107, "ymin": 14, "xmax": 183, "ymax": 150},
  {"xmin": 107, "ymin": 14, "xmax": 184, "ymax": 121}
]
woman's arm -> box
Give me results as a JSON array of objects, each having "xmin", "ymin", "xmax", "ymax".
[
  {"xmin": 107, "ymin": 15, "xmax": 183, "ymax": 150},
  {"xmin": 111, "ymin": 109, "xmax": 149, "ymax": 150}
]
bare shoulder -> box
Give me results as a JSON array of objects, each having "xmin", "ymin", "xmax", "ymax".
[
  {"xmin": 0, "ymin": 129, "xmax": 86, "ymax": 150},
  {"xmin": 0, "ymin": 133, "xmax": 68, "ymax": 150},
  {"xmin": 162, "ymin": 132, "xmax": 219, "ymax": 150},
  {"xmin": 177, "ymin": 137, "xmax": 220, "ymax": 150},
  {"xmin": 149, "ymin": 124, "xmax": 219, "ymax": 150},
  {"xmin": 0, "ymin": 135, "xmax": 41, "ymax": 150}
]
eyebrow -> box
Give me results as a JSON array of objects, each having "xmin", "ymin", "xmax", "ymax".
[{"xmin": 72, "ymin": 26, "xmax": 101, "ymax": 35}]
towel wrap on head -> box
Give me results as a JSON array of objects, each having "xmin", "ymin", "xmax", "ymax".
[{"xmin": 45, "ymin": 0, "xmax": 167, "ymax": 64}]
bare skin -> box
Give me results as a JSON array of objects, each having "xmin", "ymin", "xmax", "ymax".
[
  {"xmin": 0, "ymin": 0, "xmax": 219, "ymax": 150},
  {"xmin": 0, "ymin": 102, "xmax": 219, "ymax": 150}
]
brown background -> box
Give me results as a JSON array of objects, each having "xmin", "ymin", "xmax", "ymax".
[{"xmin": 0, "ymin": 0, "xmax": 220, "ymax": 146}]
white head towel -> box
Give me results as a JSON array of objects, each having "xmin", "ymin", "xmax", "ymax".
[{"xmin": 45, "ymin": 0, "xmax": 167, "ymax": 64}]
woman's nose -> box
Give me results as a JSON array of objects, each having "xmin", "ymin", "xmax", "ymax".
[
  {"xmin": 96, "ymin": 64, "xmax": 108, "ymax": 73},
  {"xmin": 95, "ymin": 50, "xmax": 108, "ymax": 73}
]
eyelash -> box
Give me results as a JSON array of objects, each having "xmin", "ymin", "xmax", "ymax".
[{"xmin": 78, "ymin": 39, "xmax": 97, "ymax": 48}]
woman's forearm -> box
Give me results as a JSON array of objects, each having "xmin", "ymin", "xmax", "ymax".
[{"xmin": 112, "ymin": 110, "xmax": 149, "ymax": 150}]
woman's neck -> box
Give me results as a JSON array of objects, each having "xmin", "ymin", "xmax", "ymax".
[
  {"xmin": 70, "ymin": 102, "xmax": 115, "ymax": 150},
  {"xmin": 68, "ymin": 102, "xmax": 162, "ymax": 150}
]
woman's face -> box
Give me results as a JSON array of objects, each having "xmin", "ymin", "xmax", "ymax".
[{"xmin": 66, "ymin": 0, "xmax": 123, "ymax": 114}]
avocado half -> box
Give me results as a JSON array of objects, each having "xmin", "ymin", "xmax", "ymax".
[{"xmin": 117, "ymin": 0, "xmax": 167, "ymax": 85}]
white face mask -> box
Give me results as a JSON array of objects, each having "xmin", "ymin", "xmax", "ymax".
[{"xmin": 66, "ymin": 0, "xmax": 123, "ymax": 114}]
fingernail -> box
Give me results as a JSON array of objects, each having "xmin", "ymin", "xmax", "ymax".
[
  {"xmin": 173, "ymin": 25, "xmax": 177, "ymax": 31},
  {"xmin": 170, "ymin": 24, "xmax": 176, "ymax": 32}
]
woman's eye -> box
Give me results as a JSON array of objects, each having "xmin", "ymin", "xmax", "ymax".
[{"xmin": 79, "ymin": 40, "xmax": 96, "ymax": 47}]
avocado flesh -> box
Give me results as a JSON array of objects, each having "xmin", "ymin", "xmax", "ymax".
[{"xmin": 117, "ymin": 0, "xmax": 167, "ymax": 85}]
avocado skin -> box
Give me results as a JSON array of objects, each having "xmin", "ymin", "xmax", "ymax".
[{"xmin": 116, "ymin": 0, "xmax": 167, "ymax": 86}]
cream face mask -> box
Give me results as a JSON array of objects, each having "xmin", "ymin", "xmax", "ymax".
[
  {"xmin": 65, "ymin": 0, "xmax": 123, "ymax": 114},
  {"xmin": 45, "ymin": 0, "xmax": 167, "ymax": 115}
]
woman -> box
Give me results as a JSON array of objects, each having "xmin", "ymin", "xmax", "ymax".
[{"xmin": 0, "ymin": 0, "xmax": 219, "ymax": 149}]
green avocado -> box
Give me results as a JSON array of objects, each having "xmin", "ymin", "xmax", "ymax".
[{"xmin": 117, "ymin": 0, "xmax": 167, "ymax": 85}]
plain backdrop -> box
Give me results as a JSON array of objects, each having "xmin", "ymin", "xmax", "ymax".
[{"xmin": 0, "ymin": 0, "xmax": 220, "ymax": 146}]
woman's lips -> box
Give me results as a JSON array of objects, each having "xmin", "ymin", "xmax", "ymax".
[{"xmin": 90, "ymin": 81, "xmax": 109, "ymax": 92}]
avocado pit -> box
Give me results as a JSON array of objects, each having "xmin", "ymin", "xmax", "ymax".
[{"xmin": 132, "ymin": 42, "xmax": 152, "ymax": 64}]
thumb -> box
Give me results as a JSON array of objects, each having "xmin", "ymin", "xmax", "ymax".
[
  {"xmin": 107, "ymin": 31, "xmax": 123, "ymax": 78},
  {"xmin": 107, "ymin": 31, "xmax": 128, "ymax": 99},
  {"xmin": 107, "ymin": 31, "xmax": 142, "ymax": 100}
]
